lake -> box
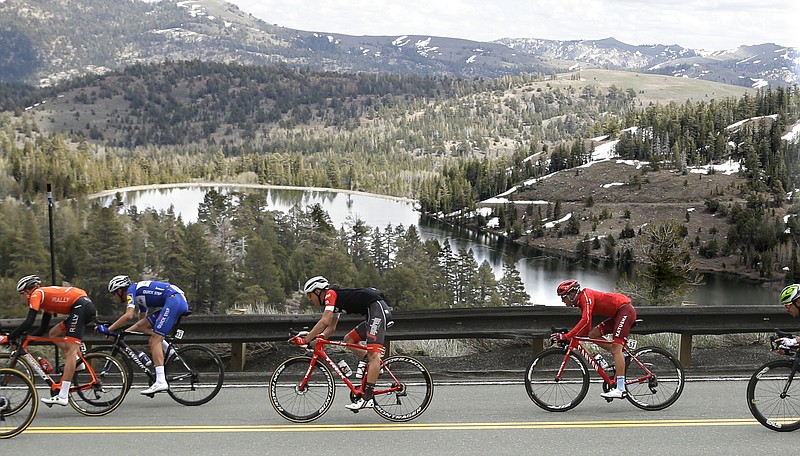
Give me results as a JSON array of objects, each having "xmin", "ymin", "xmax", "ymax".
[{"xmin": 92, "ymin": 184, "xmax": 778, "ymax": 306}]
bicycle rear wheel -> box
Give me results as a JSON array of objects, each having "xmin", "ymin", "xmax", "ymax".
[
  {"xmin": 625, "ymin": 346, "xmax": 684, "ymax": 411},
  {"xmin": 372, "ymin": 356, "xmax": 433, "ymax": 422},
  {"xmin": 0, "ymin": 368, "xmax": 38, "ymax": 439},
  {"xmin": 269, "ymin": 356, "xmax": 335, "ymax": 423},
  {"xmin": 747, "ymin": 359, "xmax": 800, "ymax": 431},
  {"xmin": 524, "ymin": 347, "xmax": 589, "ymax": 412},
  {"xmin": 165, "ymin": 345, "xmax": 225, "ymax": 406},
  {"xmin": 69, "ymin": 352, "xmax": 128, "ymax": 416}
]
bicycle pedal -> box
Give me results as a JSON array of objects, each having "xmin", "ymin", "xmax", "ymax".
[{"xmin": 145, "ymin": 393, "xmax": 155, "ymax": 398}]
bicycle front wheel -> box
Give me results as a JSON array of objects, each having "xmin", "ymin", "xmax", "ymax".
[
  {"xmin": 524, "ymin": 347, "xmax": 589, "ymax": 412},
  {"xmin": 625, "ymin": 346, "xmax": 685, "ymax": 411},
  {"xmin": 86, "ymin": 345, "xmax": 135, "ymax": 393},
  {"xmin": 747, "ymin": 359, "xmax": 800, "ymax": 431},
  {"xmin": 269, "ymin": 356, "xmax": 335, "ymax": 423},
  {"xmin": 69, "ymin": 352, "xmax": 128, "ymax": 417},
  {"xmin": 165, "ymin": 345, "xmax": 225, "ymax": 406},
  {"xmin": 0, "ymin": 353, "xmax": 35, "ymax": 386},
  {"xmin": 372, "ymin": 356, "xmax": 434, "ymax": 422},
  {"xmin": 0, "ymin": 368, "xmax": 38, "ymax": 439}
]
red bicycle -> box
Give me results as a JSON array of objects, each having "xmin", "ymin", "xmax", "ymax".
[
  {"xmin": 0, "ymin": 334, "xmax": 128, "ymax": 416},
  {"xmin": 269, "ymin": 331, "xmax": 433, "ymax": 422},
  {"xmin": 524, "ymin": 326, "xmax": 684, "ymax": 411}
]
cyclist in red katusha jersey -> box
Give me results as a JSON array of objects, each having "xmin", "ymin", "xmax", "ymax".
[
  {"xmin": 298, "ymin": 276, "xmax": 393, "ymax": 411},
  {"xmin": 550, "ymin": 279, "xmax": 636, "ymax": 399},
  {"xmin": 0, "ymin": 275, "xmax": 96, "ymax": 406}
]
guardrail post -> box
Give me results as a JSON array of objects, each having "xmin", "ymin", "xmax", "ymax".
[
  {"xmin": 229, "ymin": 343, "xmax": 246, "ymax": 372},
  {"xmin": 678, "ymin": 333, "xmax": 692, "ymax": 367},
  {"xmin": 531, "ymin": 338, "xmax": 544, "ymax": 355}
]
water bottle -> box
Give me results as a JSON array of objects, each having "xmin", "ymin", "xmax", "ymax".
[
  {"xmin": 37, "ymin": 356, "xmax": 53, "ymax": 374},
  {"xmin": 594, "ymin": 353, "xmax": 609, "ymax": 370},
  {"xmin": 337, "ymin": 359, "xmax": 353, "ymax": 377},
  {"xmin": 137, "ymin": 351, "xmax": 152, "ymax": 367}
]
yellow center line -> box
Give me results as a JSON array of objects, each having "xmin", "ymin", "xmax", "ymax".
[{"xmin": 23, "ymin": 418, "xmax": 761, "ymax": 434}]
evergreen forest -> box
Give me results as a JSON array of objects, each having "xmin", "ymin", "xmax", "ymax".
[{"xmin": 0, "ymin": 61, "xmax": 799, "ymax": 315}]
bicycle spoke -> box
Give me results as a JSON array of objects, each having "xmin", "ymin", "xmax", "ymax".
[
  {"xmin": 372, "ymin": 356, "xmax": 433, "ymax": 422},
  {"xmin": 0, "ymin": 368, "xmax": 37, "ymax": 439},
  {"xmin": 625, "ymin": 347, "xmax": 684, "ymax": 411},
  {"xmin": 525, "ymin": 348, "xmax": 589, "ymax": 412},
  {"xmin": 747, "ymin": 360, "xmax": 800, "ymax": 431},
  {"xmin": 269, "ymin": 356, "xmax": 334, "ymax": 423},
  {"xmin": 165, "ymin": 345, "xmax": 224, "ymax": 406}
]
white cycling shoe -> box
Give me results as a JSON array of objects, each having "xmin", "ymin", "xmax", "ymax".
[
  {"xmin": 345, "ymin": 397, "xmax": 375, "ymax": 410},
  {"xmin": 141, "ymin": 382, "xmax": 169, "ymax": 395},
  {"xmin": 41, "ymin": 395, "xmax": 69, "ymax": 406},
  {"xmin": 600, "ymin": 388, "xmax": 627, "ymax": 399}
]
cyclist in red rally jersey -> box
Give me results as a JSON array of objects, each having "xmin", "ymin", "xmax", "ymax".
[
  {"xmin": 298, "ymin": 276, "xmax": 393, "ymax": 410},
  {"xmin": 550, "ymin": 279, "xmax": 636, "ymax": 399},
  {"xmin": 0, "ymin": 275, "xmax": 96, "ymax": 406}
]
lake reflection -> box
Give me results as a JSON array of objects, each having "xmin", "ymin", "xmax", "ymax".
[{"xmin": 94, "ymin": 184, "xmax": 777, "ymax": 306}]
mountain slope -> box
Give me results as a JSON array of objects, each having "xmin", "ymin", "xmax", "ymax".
[{"xmin": 0, "ymin": 0, "xmax": 796, "ymax": 88}]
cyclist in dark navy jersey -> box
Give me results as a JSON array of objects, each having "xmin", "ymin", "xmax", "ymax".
[
  {"xmin": 298, "ymin": 276, "xmax": 392, "ymax": 410},
  {"xmin": 97, "ymin": 275, "xmax": 189, "ymax": 396}
]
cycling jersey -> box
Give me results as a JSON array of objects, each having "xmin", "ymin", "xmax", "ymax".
[
  {"xmin": 27, "ymin": 286, "xmax": 88, "ymax": 315},
  {"xmin": 324, "ymin": 287, "xmax": 392, "ymax": 347},
  {"xmin": 124, "ymin": 280, "xmax": 189, "ymax": 337},
  {"xmin": 9, "ymin": 286, "xmax": 95, "ymax": 343},
  {"xmin": 123, "ymin": 281, "xmax": 186, "ymax": 312},
  {"xmin": 564, "ymin": 288, "xmax": 632, "ymax": 340},
  {"xmin": 323, "ymin": 287, "xmax": 385, "ymax": 315}
]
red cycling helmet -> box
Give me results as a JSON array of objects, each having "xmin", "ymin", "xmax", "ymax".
[{"xmin": 557, "ymin": 280, "xmax": 580, "ymax": 305}]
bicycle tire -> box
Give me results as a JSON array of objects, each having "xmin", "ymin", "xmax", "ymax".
[
  {"xmin": 86, "ymin": 346, "xmax": 135, "ymax": 394},
  {"xmin": 0, "ymin": 353, "xmax": 35, "ymax": 386},
  {"xmin": 746, "ymin": 358, "xmax": 800, "ymax": 431},
  {"xmin": 0, "ymin": 368, "xmax": 38, "ymax": 439},
  {"xmin": 524, "ymin": 347, "xmax": 589, "ymax": 412},
  {"xmin": 69, "ymin": 352, "xmax": 128, "ymax": 417},
  {"xmin": 165, "ymin": 345, "xmax": 225, "ymax": 406},
  {"xmin": 625, "ymin": 346, "xmax": 685, "ymax": 411},
  {"xmin": 371, "ymin": 356, "xmax": 434, "ymax": 422},
  {"xmin": 269, "ymin": 356, "xmax": 335, "ymax": 423}
]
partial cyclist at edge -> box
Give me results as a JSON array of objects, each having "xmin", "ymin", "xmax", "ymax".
[
  {"xmin": 98, "ymin": 275, "xmax": 189, "ymax": 395},
  {"xmin": 0, "ymin": 275, "xmax": 96, "ymax": 406},
  {"xmin": 299, "ymin": 276, "xmax": 393, "ymax": 410},
  {"xmin": 551, "ymin": 279, "xmax": 636, "ymax": 399},
  {"xmin": 776, "ymin": 284, "xmax": 800, "ymax": 348}
]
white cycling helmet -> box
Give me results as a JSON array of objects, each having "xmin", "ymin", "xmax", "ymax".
[
  {"xmin": 16, "ymin": 275, "xmax": 42, "ymax": 293},
  {"xmin": 303, "ymin": 276, "xmax": 329, "ymax": 293},
  {"xmin": 108, "ymin": 275, "xmax": 132, "ymax": 293}
]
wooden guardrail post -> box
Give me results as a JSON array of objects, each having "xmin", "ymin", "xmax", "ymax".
[
  {"xmin": 678, "ymin": 333, "xmax": 692, "ymax": 367},
  {"xmin": 229, "ymin": 342, "xmax": 246, "ymax": 372}
]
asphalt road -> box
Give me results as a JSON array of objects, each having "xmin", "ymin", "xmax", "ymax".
[{"xmin": 2, "ymin": 378, "xmax": 793, "ymax": 455}]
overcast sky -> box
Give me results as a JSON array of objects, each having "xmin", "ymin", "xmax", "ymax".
[{"xmin": 226, "ymin": 0, "xmax": 799, "ymax": 51}]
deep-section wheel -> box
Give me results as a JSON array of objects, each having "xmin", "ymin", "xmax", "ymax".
[
  {"xmin": 625, "ymin": 346, "xmax": 684, "ymax": 411},
  {"xmin": 524, "ymin": 347, "xmax": 589, "ymax": 412},
  {"xmin": 165, "ymin": 345, "xmax": 224, "ymax": 406},
  {"xmin": 269, "ymin": 356, "xmax": 335, "ymax": 423},
  {"xmin": 747, "ymin": 359, "xmax": 800, "ymax": 431},
  {"xmin": 371, "ymin": 356, "xmax": 433, "ymax": 422}
]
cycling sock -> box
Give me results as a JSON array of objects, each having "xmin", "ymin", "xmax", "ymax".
[
  {"xmin": 59, "ymin": 380, "xmax": 71, "ymax": 399},
  {"xmin": 155, "ymin": 365, "xmax": 166, "ymax": 384},
  {"xmin": 364, "ymin": 382, "xmax": 375, "ymax": 401},
  {"xmin": 617, "ymin": 375, "xmax": 626, "ymax": 391}
]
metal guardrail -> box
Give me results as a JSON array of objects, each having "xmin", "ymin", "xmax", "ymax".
[{"xmin": 3, "ymin": 305, "xmax": 799, "ymax": 370}]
